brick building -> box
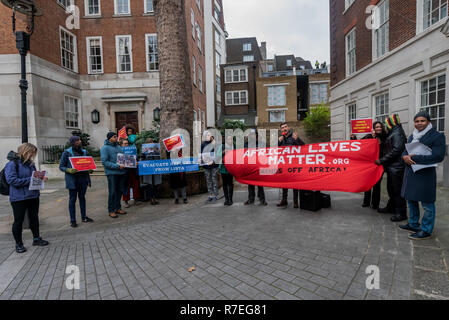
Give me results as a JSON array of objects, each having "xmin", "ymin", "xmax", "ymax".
[
  {"xmin": 329, "ymin": 0, "xmax": 448, "ymax": 144},
  {"xmin": 0, "ymin": 0, "xmax": 220, "ymax": 167}
]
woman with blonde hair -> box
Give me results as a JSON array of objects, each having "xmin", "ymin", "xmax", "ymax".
[{"xmin": 5, "ymin": 143, "xmax": 49, "ymax": 253}]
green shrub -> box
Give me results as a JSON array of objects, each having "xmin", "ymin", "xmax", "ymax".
[
  {"xmin": 219, "ymin": 119, "xmax": 247, "ymax": 136},
  {"xmin": 303, "ymin": 105, "xmax": 331, "ymax": 142}
]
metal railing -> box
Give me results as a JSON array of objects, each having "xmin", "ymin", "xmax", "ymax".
[{"xmin": 41, "ymin": 145, "xmax": 65, "ymax": 164}]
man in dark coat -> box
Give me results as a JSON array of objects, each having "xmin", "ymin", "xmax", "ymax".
[
  {"xmin": 376, "ymin": 114, "xmax": 408, "ymax": 222},
  {"xmin": 59, "ymin": 136, "xmax": 94, "ymax": 228},
  {"xmin": 244, "ymin": 130, "xmax": 267, "ymax": 206},
  {"xmin": 277, "ymin": 122, "xmax": 306, "ymax": 208},
  {"xmin": 399, "ymin": 111, "xmax": 446, "ymax": 240}
]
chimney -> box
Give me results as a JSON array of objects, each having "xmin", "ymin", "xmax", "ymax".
[{"xmin": 260, "ymin": 42, "xmax": 267, "ymax": 60}]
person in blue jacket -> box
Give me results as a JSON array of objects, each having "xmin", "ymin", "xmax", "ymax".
[
  {"xmin": 5, "ymin": 143, "xmax": 49, "ymax": 253},
  {"xmin": 399, "ymin": 111, "xmax": 446, "ymax": 240},
  {"xmin": 101, "ymin": 132, "xmax": 127, "ymax": 218},
  {"xmin": 59, "ymin": 136, "xmax": 94, "ymax": 228}
]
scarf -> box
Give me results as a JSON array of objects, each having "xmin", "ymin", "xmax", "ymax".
[{"xmin": 411, "ymin": 123, "xmax": 433, "ymax": 143}]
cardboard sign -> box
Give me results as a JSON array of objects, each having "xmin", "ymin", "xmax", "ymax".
[
  {"xmin": 142, "ymin": 143, "xmax": 161, "ymax": 155},
  {"xmin": 163, "ymin": 134, "xmax": 185, "ymax": 152},
  {"xmin": 69, "ymin": 156, "xmax": 97, "ymax": 172},
  {"xmin": 122, "ymin": 146, "xmax": 137, "ymax": 156},
  {"xmin": 118, "ymin": 126, "xmax": 128, "ymax": 140},
  {"xmin": 117, "ymin": 153, "xmax": 137, "ymax": 168},
  {"xmin": 351, "ymin": 119, "xmax": 373, "ymax": 134},
  {"xmin": 139, "ymin": 158, "xmax": 199, "ymax": 175}
]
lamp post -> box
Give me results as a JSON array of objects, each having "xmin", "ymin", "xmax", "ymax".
[{"xmin": 1, "ymin": 0, "xmax": 42, "ymax": 143}]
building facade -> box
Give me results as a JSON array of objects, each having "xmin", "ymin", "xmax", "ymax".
[
  {"xmin": 329, "ymin": 0, "xmax": 449, "ymax": 144},
  {"xmin": 0, "ymin": 0, "xmax": 217, "ymax": 167}
]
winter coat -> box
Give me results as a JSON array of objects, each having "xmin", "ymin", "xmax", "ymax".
[
  {"xmin": 379, "ymin": 125, "xmax": 407, "ymax": 173},
  {"xmin": 169, "ymin": 172, "xmax": 187, "ymax": 189},
  {"xmin": 352, "ymin": 133, "xmax": 387, "ymax": 158},
  {"xmin": 4, "ymin": 151, "xmax": 40, "ymax": 203},
  {"xmin": 278, "ymin": 130, "xmax": 306, "ymax": 147},
  {"xmin": 59, "ymin": 147, "xmax": 91, "ymax": 190},
  {"xmin": 100, "ymin": 140, "xmax": 126, "ymax": 176},
  {"xmin": 401, "ymin": 128, "xmax": 446, "ymax": 203},
  {"xmin": 201, "ymin": 140, "xmax": 219, "ymax": 169},
  {"xmin": 218, "ymin": 143, "xmax": 234, "ymax": 175},
  {"xmin": 141, "ymin": 152, "xmax": 162, "ymax": 185}
]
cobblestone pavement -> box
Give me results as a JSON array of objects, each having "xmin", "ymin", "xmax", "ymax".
[{"xmin": 0, "ymin": 179, "xmax": 447, "ymax": 300}]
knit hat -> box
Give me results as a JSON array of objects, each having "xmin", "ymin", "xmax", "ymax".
[
  {"xmin": 385, "ymin": 114, "xmax": 401, "ymax": 130},
  {"xmin": 414, "ymin": 110, "xmax": 431, "ymax": 121},
  {"xmin": 69, "ymin": 136, "xmax": 80, "ymax": 146},
  {"xmin": 107, "ymin": 132, "xmax": 117, "ymax": 140}
]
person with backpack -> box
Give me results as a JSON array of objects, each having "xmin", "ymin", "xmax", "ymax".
[
  {"xmin": 3, "ymin": 143, "xmax": 49, "ymax": 253},
  {"xmin": 59, "ymin": 136, "xmax": 94, "ymax": 228}
]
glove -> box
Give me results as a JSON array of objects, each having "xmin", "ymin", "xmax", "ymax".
[{"xmin": 66, "ymin": 168, "xmax": 78, "ymax": 174}]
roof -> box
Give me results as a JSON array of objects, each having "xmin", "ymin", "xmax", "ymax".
[
  {"xmin": 274, "ymin": 55, "xmax": 313, "ymax": 71},
  {"xmin": 226, "ymin": 38, "xmax": 263, "ymax": 63}
]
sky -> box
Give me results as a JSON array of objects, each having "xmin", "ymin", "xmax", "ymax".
[{"xmin": 222, "ymin": 0, "xmax": 330, "ymax": 65}]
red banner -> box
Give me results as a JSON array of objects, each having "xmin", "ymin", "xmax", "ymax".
[
  {"xmin": 351, "ymin": 118, "xmax": 373, "ymax": 134},
  {"xmin": 224, "ymin": 140, "xmax": 383, "ymax": 193},
  {"xmin": 69, "ymin": 157, "xmax": 97, "ymax": 171}
]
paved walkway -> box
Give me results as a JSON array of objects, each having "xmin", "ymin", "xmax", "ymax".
[{"xmin": 0, "ymin": 177, "xmax": 448, "ymax": 300}]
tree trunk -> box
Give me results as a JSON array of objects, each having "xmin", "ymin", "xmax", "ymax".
[{"xmin": 154, "ymin": 0, "xmax": 194, "ymax": 154}]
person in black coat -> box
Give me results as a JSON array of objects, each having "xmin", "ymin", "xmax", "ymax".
[
  {"xmin": 376, "ymin": 114, "xmax": 408, "ymax": 222},
  {"xmin": 277, "ymin": 122, "xmax": 306, "ymax": 208},
  {"xmin": 244, "ymin": 130, "xmax": 267, "ymax": 206},
  {"xmin": 399, "ymin": 111, "xmax": 446, "ymax": 240},
  {"xmin": 351, "ymin": 121, "xmax": 387, "ymax": 209}
]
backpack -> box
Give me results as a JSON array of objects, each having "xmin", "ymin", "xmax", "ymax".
[{"xmin": 0, "ymin": 160, "xmax": 19, "ymax": 196}]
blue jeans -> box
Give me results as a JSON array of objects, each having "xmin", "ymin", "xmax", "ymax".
[
  {"xmin": 408, "ymin": 201, "xmax": 436, "ymax": 234},
  {"xmin": 107, "ymin": 175, "xmax": 126, "ymax": 213},
  {"xmin": 68, "ymin": 180, "xmax": 88, "ymax": 223}
]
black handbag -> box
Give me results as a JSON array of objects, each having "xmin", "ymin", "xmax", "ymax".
[
  {"xmin": 300, "ymin": 190, "xmax": 321, "ymax": 212},
  {"xmin": 320, "ymin": 192, "xmax": 331, "ymax": 209}
]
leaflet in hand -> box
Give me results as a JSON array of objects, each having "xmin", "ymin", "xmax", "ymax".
[
  {"xmin": 405, "ymin": 142, "xmax": 438, "ymax": 173},
  {"xmin": 117, "ymin": 153, "xmax": 137, "ymax": 168},
  {"xmin": 29, "ymin": 171, "xmax": 47, "ymax": 191}
]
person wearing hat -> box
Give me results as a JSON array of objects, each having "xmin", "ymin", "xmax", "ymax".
[
  {"xmin": 59, "ymin": 136, "xmax": 94, "ymax": 228},
  {"xmin": 399, "ymin": 111, "xmax": 446, "ymax": 240},
  {"xmin": 101, "ymin": 132, "xmax": 127, "ymax": 218},
  {"xmin": 375, "ymin": 114, "xmax": 408, "ymax": 222}
]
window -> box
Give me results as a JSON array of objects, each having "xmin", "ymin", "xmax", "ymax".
[
  {"xmin": 146, "ymin": 34, "xmax": 158, "ymax": 71},
  {"xmin": 65, "ymin": 96, "xmax": 80, "ymax": 128},
  {"xmin": 216, "ymin": 76, "xmax": 221, "ymax": 102},
  {"xmin": 191, "ymin": 9, "xmax": 195, "ymax": 39},
  {"xmin": 267, "ymin": 64, "xmax": 274, "ymax": 72},
  {"xmin": 114, "ymin": 0, "xmax": 130, "ymax": 15},
  {"xmin": 214, "ymin": 3, "xmax": 221, "ymax": 21},
  {"xmin": 224, "ymin": 68, "xmax": 248, "ymax": 83},
  {"xmin": 243, "ymin": 43, "xmax": 252, "ymax": 51},
  {"xmin": 423, "ymin": 0, "xmax": 448, "ymax": 29},
  {"xmin": 60, "ymin": 27, "xmax": 77, "ymax": 72},
  {"xmin": 268, "ymin": 86, "xmax": 287, "ymax": 107},
  {"xmin": 58, "ymin": 0, "xmax": 73, "ymax": 8},
  {"xmin": 269, "ymin": 110, "xmax": 286, "ymax": 123},
  {"xmin": 86, "ymin": 37, "xmax": 103, "ymax": 74},
  {"xmin": 215, "ymin": 51, "xmax": 221, "ymax": 75},
  {"xmin": 243, "ymin": 55, "xmax": 254, "ymax": 62},
  {"xmin": 225, "ymin": 91, "xmax": 248, "ymax": 105},
  {"xmin": 192, "ymin": 56, "xmax": 197, "ymax": 86},
  {"xmin": 196, "ymin": 23, "xmax": 202, "ymax": 51},
  {"xmin": 198, "ymin": 65, "xmax": 203, "ymax": 92},
  {"xmin": 196, "ymin": 0, "xmax": 201, "ymax": 11},
  {"xmin": 347, "ymin": 103, "xmax": 357, "ymax": 123},
  {"xmin": 215, "ymin": 28, "xmax": 221, "ymax": 48},
  {"xmin": 345, "ymin": 0, "xmax": 355, "ymax": 10},
  {"xmin": 85, "ymin": 0, "xmax": 100, "ymax": 16},
  {"xmin": 373, "ymin": 0, "xmax": 389, "ymax": 59},
  {"xmin": 310, "ymin": 83, "xmax": 328, "ymax": 104},
  {"xmin": 286, "ymin": 59, "xmax": 292, "ymax": 67},
  {"xmin": 144, "ymin": 0, "xmax": 154, "ymax": 13},
  {"xmin": 374, "ymin": 92, "xmax": 389, "ymax": 123},
  {"xmin": 116, "ymin": 35, "xmax": 132, "ymax": 73},
  {"xmin": 420, "ymin": 75, "xmax": 446, "ymax": 132},
  {"xmin": 345, "ymin": 28, "xmax": 356, "ymax": 76}
]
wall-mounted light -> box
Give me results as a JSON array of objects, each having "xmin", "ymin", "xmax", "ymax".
[
  {"xmin": 91, "ymin": 109, "xmax": 100, "ymax": 124},
  {"xmin": 153, "ymin": 107, "xmax": 161, "ymax": 122}
]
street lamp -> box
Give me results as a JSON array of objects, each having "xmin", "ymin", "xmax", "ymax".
[
  {"xmin": 153, "ymin": 107, "xmax": 161, "ymax": 122},
  {"xmin": 1, "ymin": 0, "xmax": 42, "ymax": 143}
]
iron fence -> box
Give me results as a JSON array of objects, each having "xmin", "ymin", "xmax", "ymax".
[{"xmin": 41, "ymin": 145, "xmax": 65, "ymax": 164}]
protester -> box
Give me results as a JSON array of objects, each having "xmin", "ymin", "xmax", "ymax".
[
  {"xmin": 375, "ymin": 114, "xmax": 408, "ymax": 222},
  {"xmin": 5, "ymin": 143, "xmax": 49, "ymax": 253},
  {"xmin": 59, "ymin": 136, "xmax": 94, "ymax": 228},
  {"xmin": 351, "ymin": 122, "xmax": 387, "ymax": 209},
  {"xmin": 169, "ymin": 150, "xmax": 188, "ymax": 204},
  {"xmin": 120, "ymin": 139, "xmax": 141, "ymax": 208},
  {"xmin": 218, "ymin": 135, "xmax": 234, "ymax": 206},
  {"xmin": 101, "ymin": 132, "xmax": 127, "ymax": 218},
  {"xmin": 277, "ymin": 122, "xmax": 306, "ymax": 208},
  {"xmin": 142, "ymin": 138, "xmax": 161, "ymax": 205},
  {"xmin": 399, "ymin": 111, "xmax": 446, "ymax": 240},
  {"xmin": 201, "ymin": 131, "xmax": 219, "ymax": 203},
  {"xmin": 125, "ymin": 125, "xmax": 138, "ymax": 146},
  {"xmin": 244, "ymin": 130, "xmax": 267, "ymax": 206}
]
